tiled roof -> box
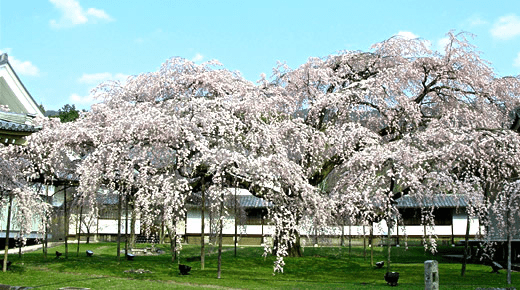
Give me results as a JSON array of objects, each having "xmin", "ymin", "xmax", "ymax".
[
  {"xmin": 187, "ymin": 192, "xmax": 271, "ymax": 209},
  {"xmin": 396, "ymin": 195, "xmax": 468, "ymax": 208},
  {"xmin": 0, "ymin": 119, "xmax": 38, "ymax": 132},
  {"xmin": 237, "ymin": 194, "xmax": 271, "ymax": 208}
]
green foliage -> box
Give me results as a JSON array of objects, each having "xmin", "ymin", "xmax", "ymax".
[
  {"xmin": 52, "ymin": 104, "xmax": 80, "ymax": 123},
  {"xmin": 1, "ymin": 243, "xmax": 518, "ymax": 289},
  {"xmin": 38, "ymin": 103, "xmax": 45, "ymax": 115}
]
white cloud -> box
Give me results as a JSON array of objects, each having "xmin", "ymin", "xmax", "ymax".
[
  {"xmin": 70, "ymin": 93, "xmax": 95, "ymax": 105},
  {"xmin": 192, "ymin": 53, "xmax": 204, "ymax": 62},
  {"xmin": 514, "ymin": 52, "xmax": 520, "ymax": 68},
  {"xmin": 49, "ymin": 0, "xmax": 113, "ymax": 28},
  {"xmin": 436, "ymin": 37, "xmax": 451, "ymax": 52},
  {"xmin": 396, "ymin": 31, "xmax": 419, "ymax": 40},
  {"xmin": 78, "ymin": 72, "xmax": 128, "ymax": 84},
  {"xmin": 490, "ymin": 14, "xmax": 520, "ymax": 40},
  {"xmin": 86, "ymin": 8, "xmax": 111, "ymax": 20},
  {"xmin": 0, "ymin": 49, "xmax": 40, "ymax": 76}
]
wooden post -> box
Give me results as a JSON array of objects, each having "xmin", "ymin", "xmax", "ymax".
[
  {"xmin": 234, "ymin": 186, "xmax": 237, "ymax": 257},
  {"xmin": 64, "ymin": 185, "xmax": 69, "ymax": 259},
  {"xmin": 348, "ymin": 222, "xmax": 352, "ymax": 257},
  {"xmin": 363, "ymin": 224, "xmax": 367, "ymax": 260},
  {"xmin": 261, "ymin": 212, "xmax": 264, "ymax": 244},
  {"xmin": 387, "ymin": 216, "xmax": 392, "ymax": 273},
  {"xmin": 76, "ymin": 205, "xmax": 83, "ymax": 256},
  {"xmin": 217, "ymin": 192, "xmax": 224, "ymax": 279},
  {"xmin": 200, "ymin": 181, "xmax": 205, "ymax": 270},
  {"xmin": 44, "ymin": 185, "xmax": 49, "ymax": 258},
  {"xmin": 3, "ymin": 193, "xmax": 13, "ymax": 272},
  {"xmin": 341, "ymin": 220, "xmax": 345, "ymax": 247},
  {"xmin": 125, "ymin": 195, "xmax": 129, "ymax": 256},
  {"xmin": 451, "ymin": 217, "xmax": 455, "ymax": 246},
  {"xmin": 461, "ymin": 214, "xmax": 471, "ymax": 276},
  {"xmin": 117, "ymin": 191, "xmax": 122, "ymax": 263},
  {"xmin": 370, "ymin": 223, "xmax": 374, "ymax": 267}
]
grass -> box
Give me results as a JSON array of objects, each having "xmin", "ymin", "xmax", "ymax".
[{"xmin": 1, "ymin": 242, "xmax": 518, "ymax": 289}]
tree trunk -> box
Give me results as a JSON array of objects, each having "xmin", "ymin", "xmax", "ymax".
[
  {"xmin": 3, "ymin": 193, "xmax": 13, "ymax": 272},
  {"xmin": 288, "ymin": 230, "xmax": 302, "ymax": 257},
  {"xmin": 217, "ymin": 194, "xmax": 224, "ymax": 279},
  {"xmin": 461, "ymin": 214, "xmax": 471, "ymax": 277},
  {"xmin": 200, "ymin": 182, "xmax": 206, "ymax": 270},
  {"xmin": 117, "ymin": 191, "xmax": 122, "ymax": 263},
  {"xmin": 160, "ymin": 221, "xmax": 165, "ymax": 244}
]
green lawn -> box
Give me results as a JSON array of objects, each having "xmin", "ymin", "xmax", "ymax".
[{"xmin": 1, "ymin": 242, "xmax": 518, "ymax": 289}]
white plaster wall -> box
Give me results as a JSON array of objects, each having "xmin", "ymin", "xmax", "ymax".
[{"xmin": 68, "ymin": 216, "xmax": 141, "ymax": 235}]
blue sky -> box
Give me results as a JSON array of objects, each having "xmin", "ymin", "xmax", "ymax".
[{"xmin": 1, "ymin": 0, "xmax": 519, "ymax": 111}]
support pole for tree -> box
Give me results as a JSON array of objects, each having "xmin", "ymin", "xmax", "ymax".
[
  {"xmin": 387, "ymin": 216, "xmax": 392, "ymax": 273},
  {"xmin": 461, "ymin": 214, "xmax": 471, "ymax": 277},
  {"xmin": 125, "ymin": 195, "xmax": 129, "ymax": 256},
  {"xmin": 386, "ymin": 177, "xmax": 395, "ymax": 273},
  {"xmin": 451, "ymin": 218, "xmax": 455, "ymax": 246},
  {"xmin": 261, "ymin": 212, "xmax": 264, "ymax": 244},
  {"xmin": 234, "ymin": 185, "xmax": 237, "ymax": 257},
  {"xmin": 348, "ymin": 221, "xmax": 352, "ymax": 257},
  {"xmin": 363, "ymin": 224, "xmax": 367, "ymax": 260},
  {"xmin": 396, "ymin": 219, "xmax": 400, "ymax": 247},
  {"xmin": 64, "ymin": 185, "xmax": 69, "ymax": 259},
  {"xmin": 370, "ymin": 223, "xmax": 374, "ymax": 267},
  {"xmin": 3, "ymin": 193, "xmax": 13, "ymax": 272},
  {"xmin": 507, "ymin": 228, "xmax": 512, "ymax": 284},
  {"xmin": 341, "ymin": 220, "xmax": 345, "ymax": 247},
  {"xmin": 76, "ymin": 205, "xmax": 83, "ymax": 257},
  {"xmin": 217, "ymin": 191, "xmax": 224, "ymax": 279},
  {"xmin": 44, "ymin": 185, "xmax": 49, "ymax": 258},
  {"xmin": 506, "ymin": 201, "xmax": 512, "ymax": 285},
  {"xmin": 117, "ymin": 191, "xmax": 122, "ymax": 263},
  {"xmin": 200, "ymin": 181, "xmax": 205, "ymax": 270}
]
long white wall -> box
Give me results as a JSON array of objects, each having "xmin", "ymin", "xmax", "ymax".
[{"xmin": 184, "ymin": 209, "xmax": 482, "ymax": 237}]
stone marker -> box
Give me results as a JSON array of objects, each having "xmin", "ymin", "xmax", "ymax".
[{"xmin": 425, "ymin": 260, "xmax": 439, "ymax": 290}]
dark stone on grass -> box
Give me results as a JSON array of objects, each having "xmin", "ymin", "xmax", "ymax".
[
  {"xmin": 384, "ymin": 271, "xmax": 399, "ymax": 286},
  {"xmin": 179, "ymin": 264, "xmax": 192, "ymax": 275}
]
